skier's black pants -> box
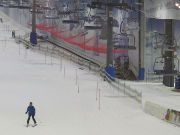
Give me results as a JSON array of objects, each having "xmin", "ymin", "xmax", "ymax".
[{"xmin": 27, "ymin": 114, "xmax": 36, "ymax": 124}]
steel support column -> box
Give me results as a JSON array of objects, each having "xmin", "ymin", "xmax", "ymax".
[
  {"xmin": 138, "ymin": 0, "xmax": 145, "ymax": 80},
  {"xmin": 106, "ymin": 6, "xmax": 113, "ymax": 67},
  {"xmin": 163, "ymin": 19, "xmax": 174, "ymax": 87},
  {"xmin": 30, "ymin": 0, "xmax": 37, "ymax": 45}
]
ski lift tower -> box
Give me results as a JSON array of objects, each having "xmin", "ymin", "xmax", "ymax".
[
  {"xmin": 106, "ymin": 4, "xmax": 113, "ymax": 66},
  {"xmin": 163, "ymin": 19, "xmax": 174, "ymax": 87},
  {"xmin": 30, "ymin": 0, "xmax": 37, "ymax": 45},
  {"xmin": 90, "ymin": 1, "xmax": 135, "ymax": 67}
]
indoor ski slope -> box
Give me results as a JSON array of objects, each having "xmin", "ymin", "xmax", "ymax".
[{"xmin": 0, "ymin": 11, "xmax": 180, "ymax": 135}]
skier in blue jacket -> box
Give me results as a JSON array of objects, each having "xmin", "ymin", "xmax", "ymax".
[{"xmin": 25, "ymin": 102, "xmax": 37, "ymax": 127}]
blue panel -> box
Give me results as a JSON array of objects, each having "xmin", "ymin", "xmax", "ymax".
[
  {"xmin": 138, "ymin": 68, "xmax": 145, "ymax": 80},
  {"xmin": 105, "ymin": 65, "xmax": 116, "ymax": 80},
  {"xmin": 175, "ymin": 76, "xmax": 180, "ymax": 89},
  {"xmin": 30, "ymin": 32, "xmax": 37, "ymax": 45}
]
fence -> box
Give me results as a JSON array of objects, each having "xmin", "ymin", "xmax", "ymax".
[
  {"xmin": 16, "ymin": 34, "xmax": 142, "ymax": 104},
  {"xmin": 102, "ymin": 69, "xmax": 142, "ymax": 103}
]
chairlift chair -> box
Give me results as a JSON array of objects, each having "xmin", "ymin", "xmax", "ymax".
[
  {"xmin": 45, "ymin": 16, "xmax": 59, "ymax": 19},
  {"xmin": 153, "ymin": 57, "xmax": 164, "ymax": 75},
  {"xmin": 153, "ymin": 56, "xmax": 180, "ymax": 75},
  {"xmin": 113, "ymin": 33, "xmax": 136, "ymax": 50},
  {"xmin": 62, "ymin": 20, "xmax": 79, "ymax": 24},
  {"xmin": 84, "ymin": 20, "xmax": 102, "ymax": 30},
  {"xmin": 84, "ymin": 25, "xmax": 102, "ymax": 30}
]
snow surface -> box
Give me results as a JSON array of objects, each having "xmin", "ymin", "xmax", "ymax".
[
  {"xmin": 123, "ymin": 80, "xmax": 180, "ymax": 111},
  {"xmin": 0, "ymin": 12, "xmax": 180, "ymax": 135}
]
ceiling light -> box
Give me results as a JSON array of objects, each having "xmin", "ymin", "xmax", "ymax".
[{"xmin": 175, "ymin": 3, "xmax": 179, "ymax": 7}]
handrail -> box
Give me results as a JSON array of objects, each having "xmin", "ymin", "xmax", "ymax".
[
  {"xmin": 103, "ymin": 69, "xmax": 142, "ymax": 103},
  {"xmin": 16, "ymin": 36, "xmax": 101, "ymax": 72}
]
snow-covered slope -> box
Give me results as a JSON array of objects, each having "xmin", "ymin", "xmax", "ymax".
[{"xmin": 0, "ymin": 11, "xmax": 180, "ymax": 135}]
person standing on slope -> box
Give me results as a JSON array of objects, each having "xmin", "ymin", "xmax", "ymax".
[{"xmin": 25, "ymin": 102, "xmax": 37, "ymax": 127}]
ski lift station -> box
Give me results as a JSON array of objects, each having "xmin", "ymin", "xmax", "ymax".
[{"xmin": 0, "ymin": 0, "xmax": 180, "ymax": 135}]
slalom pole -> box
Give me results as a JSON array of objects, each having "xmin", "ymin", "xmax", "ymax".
[
  {"xmin": 45, "ymin": 51, "xmax": 47, "ymax": 64},
  {"xmin": 78, "ymin": 83, "xmax": 80, "ymax": 94},
  {"xmin": 51, "ymin": 51, "xmax": 53, "ymax": 66},
  {"xmin": 60, "ymin": 54, "xmax": 62, "ymax": 71},
  {"xmin": 76, "ymin": 69, "xmax": 78, "ymax": 85},
  {"xmin": 118, "ymin": 79, "xmax": 120, "ymax": 95},
  {"xmin": 5, "ymin": 37, "xmax": 6, "ymax": 48},
  {"xmin": 59, "ymin": 50, "xmax": 62, "ymax": 71},
  {"xmin": 98, "ymin": 88, "xmax": 101, "ymax": 110},
  {"xmin": 4, "ymin": 38, "xmax": 6, "ymax": 50},
  {"xmin": 39, "ymin": 43, "xmax": 40, "ymax": 50},
  {"xmin": 64, "ymin": 66, "xmax": 65, "ymax": 78},
  {"xmin": 25, "ymin": 45, "xmax": 27, "ymax": 58},
  {"xmin": 19, "ymin": 35, "xmax": 21, "ymax": 55},
  {"xmin": 96, "ymin": 79, "xmax": 99, "ymax": 101},
  {"xmin": 124, "ymin": 80, "xmax": 126, "ymax": 96}
]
